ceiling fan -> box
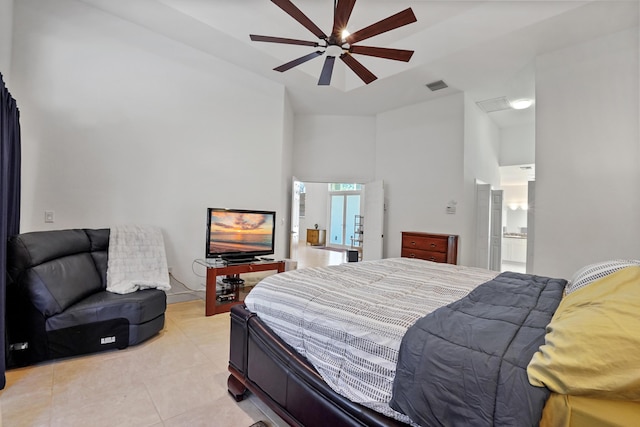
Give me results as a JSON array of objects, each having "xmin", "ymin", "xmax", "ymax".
[{"xmin": 250, "ymin": 0, "xmax": 417, "ymax": 86}]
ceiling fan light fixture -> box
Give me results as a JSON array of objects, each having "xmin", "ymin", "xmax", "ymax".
[
  {"xmin": 251, "ymin": 0, "xmax": 416, "ymax": 86},
  {"xmin": 325, "ymin": 45, "xmax": 344, "ymax": 56},
  {"xmin": 510, "ymin": 98, "xmax": 534, "ymax": 110}
]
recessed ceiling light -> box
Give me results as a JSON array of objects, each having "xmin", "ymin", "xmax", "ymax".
[{"xmin": 510, "ymin": 99, "xmax": 534, "ymax": 110}]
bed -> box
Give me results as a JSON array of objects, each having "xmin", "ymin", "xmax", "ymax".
[{"xmin": 227, "ymin": 258, "xmax": 640, "ymax": 426}]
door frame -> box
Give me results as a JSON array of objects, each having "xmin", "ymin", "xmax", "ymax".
[
  {"xmin": 363, "ymin": 180, "xmax": 384, "ymax": 260},
  {"xmin": 475, "ymin": 182, "xmax": 491, "ymax": 269},
  {"xmin": 289, "ymin": 177, "xmax": 301, "ymax": 260},
  {"xmin": 490, "ymin": 190, "xmax": 503, "ymax": 271}
]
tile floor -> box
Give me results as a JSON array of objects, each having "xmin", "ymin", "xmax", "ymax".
[
  {"xmin": 0, "ymin": 300, "xmax": 288, "ymax": 427},
  {"xmin": 0, "ymin": 244, "xmax": 346, "ymax": 427}
]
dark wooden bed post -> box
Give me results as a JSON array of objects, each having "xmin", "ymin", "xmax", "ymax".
[{"xmin": 228, "ymin": 305, "xmax": 252, "ymax": 401}]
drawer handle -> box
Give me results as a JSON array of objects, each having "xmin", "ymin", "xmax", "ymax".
[
  {"xmin": 430, "ymin": 243, "xmax": 436, "ymax": 248},
  {"xmin": 409, "ymin": 253, "xmax": 416, "ymax": 258},
  {"xmin": 411, "ymin": 241, "xmax": 416, "ymax": 246},
  {"xmin": 429, "ymin": 257, "xmax": 436, "ymax": 261}
]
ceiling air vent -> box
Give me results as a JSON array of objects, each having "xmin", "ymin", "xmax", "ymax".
[
  {"xmin": 476, "ymin": 96, "xmax": 512, "ymax": 113},
  {"xmin": 426, "ymin": 80, "xmax": 448, "ymax": 91}
]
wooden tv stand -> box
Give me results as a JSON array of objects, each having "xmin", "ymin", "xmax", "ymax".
[{"xmin": 199, "ymin": 259, "xmax": 285, "ymax": 316}]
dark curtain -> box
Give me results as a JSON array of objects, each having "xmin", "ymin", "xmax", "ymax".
[{"xmin": 0, "ymin": 72, "xmax": 21, "ymax": 389}]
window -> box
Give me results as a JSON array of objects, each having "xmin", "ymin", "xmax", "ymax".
[
  {"xmin": 328, "ymin": 183, "xmax": 361, "ymax": 247},
  {"xmin": 328, "ymin": 183, "xmax": 362, "ymax": 192}
]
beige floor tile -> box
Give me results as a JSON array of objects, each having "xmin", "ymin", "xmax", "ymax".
[
  {"xmin": 0, "ymin": 244, "xmax": 333, "ymax": 427},
  {"xmin": 162, "ymin": 394, "xmax": 265, "ymax": 427},
  {"xmin": 0, "ymin": 397, "xmax": 52, "ymax": 427},
  {"xmin": 197, "ymin": 341, "xmax": 231, "ymax": 372},
  {"xmin": 2, "ymin": 363, "xmax": 54, "ymax": 400},
  {"xmin": 165, "ymin": 300, "xmax": 207, "ymax": 322},
  {"xmin": 1, "ymin": 363, "xmax": 54, "ymax": 427},
  {"xmin": 143, "ymin": 363, "xmax": 226, "ymax": 421},
  {"xmin": 50, "ymin": 382, "xmax": 161, "ymax": 427},
  {"xmin": 170, "ymin": 315, "xmax": 230, "ymax": 344}
]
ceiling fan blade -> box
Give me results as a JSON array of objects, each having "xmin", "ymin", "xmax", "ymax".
[
  {"xmin": 340, "ymin": 53, "xmax": 377, "ymax": 84},
  {"xmin": 345, "ymin": 8, "xmax": 417, "ymax": 45},
  {"xmin": 318, "ymin": 56, "xmax": 336, "ymax": 86},
  {"xmin": 250, "ymin": 34, "xmax": 319, "ymax": 47},
  {"xmin": 274, "ymin": 51, "xmax": 324, "ymax": 72},
  {"xmin": 332, "ymin": 0, "xmax": 357, "ymax": 39},
  {"xmin": 271, "ymin": 0, "xmax": 328, "ymax": 39},
  {"xmin": 349, "ymin": 45, "xmax": 414, "ymax": 62}
]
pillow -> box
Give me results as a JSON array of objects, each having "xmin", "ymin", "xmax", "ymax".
[
  {"xmin": 527, "ymin": 266, "xmax": 640, "ymax": 399},
  {"xmin": 565, "ymin": 259, "xmax": 640, "ymax": 295}
]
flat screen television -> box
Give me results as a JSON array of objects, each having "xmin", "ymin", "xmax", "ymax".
[{"xmin": 206, "ymin": 208, "xmax": 276, "ymax": 263}]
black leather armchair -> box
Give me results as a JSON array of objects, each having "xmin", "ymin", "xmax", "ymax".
[{"xmin": 5, "ymin": 228, "xmax": 166, "ymax": 367}]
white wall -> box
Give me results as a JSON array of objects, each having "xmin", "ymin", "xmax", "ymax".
[
  {"xmin": 535, "ymin": 27, "xmax": 640, "ymax": 279},
  {"xmin": 500, "ymin": 123, "xmax": 535, "ymax": 166},
  {"xmin": 293, "ymin": 95, "xmax": 500, "ymax": 267},
  {"xmin": 299, "ymin": 182, "xmax": 329, "ymax": 238},
  {"xmin": 0, "ymin": 0, "xmax": 13, "ymax": 81},
  {"xmin": 292, "ymin": 115, "xmax": 374, "ymax": 252},
  {"xmin": 293, "ymin": 115, "xmax": 376, "ymax": 183},
  {"xmin": 11, "ymin": 0, "xmax": 289, "ymax": 288},
  {"xmin": 276, "ymin": 91, "xmax": 295, "ymax": 259},
  {"xmin": 463, "ymin": 94, "xmax": 501, "ymax": 266},
  {"xmin": 376, "ymin": 94, "xmax": 468, "ymax": 262},
  {"xmin": 502, "ymin": 184, "xmax": 528, "ymax": 209}
]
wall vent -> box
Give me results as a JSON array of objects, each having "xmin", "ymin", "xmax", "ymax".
[
  {"xmin": 476, "ymin": 96, "xmax": 512, "ymax": 113},
  {"xmin": 426, "ymin": 80, "xmax": 448, "ymax": 91}
]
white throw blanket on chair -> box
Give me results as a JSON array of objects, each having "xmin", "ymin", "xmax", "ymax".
[{"xmin": 106, "ymin": 225, "xmax": 171, "ymax": 294}]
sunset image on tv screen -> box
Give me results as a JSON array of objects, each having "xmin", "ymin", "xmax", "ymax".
[{"xmin": 209, "ymin": 211, "xmax": 274, "ymax": 254}]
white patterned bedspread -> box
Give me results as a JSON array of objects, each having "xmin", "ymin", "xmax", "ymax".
[{"xmin": 244, "ymin": 258, "xmax": 498, "ymax": 423}]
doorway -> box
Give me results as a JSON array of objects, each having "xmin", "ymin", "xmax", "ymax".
[
  {"xmin": 499, "ymin": 164, "xmax": 535, "ymax": 273},
  {"xmin": 289, "ymin": 181, "xmax": 385, "ymax": 266}
]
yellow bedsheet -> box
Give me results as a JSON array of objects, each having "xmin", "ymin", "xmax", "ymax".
[
  {"xmin": 528, "ymin": 266, "xmax": 640, "ymax": 399},
  {"xmin": 541, "ymin": 394, "xmax": 640, "ymax": 427}
]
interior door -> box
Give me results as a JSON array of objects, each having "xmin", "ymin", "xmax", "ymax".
[
  {"xmin": 475, "ymin": 182, "xmax": 491, "ymax": 269},
  {"xmin": 490, "ymin": 190, "xmax": 503, "ymax": 271},
  {"xmin": 289, "ymin": 178, "xmax": 301, "ymax": 261},
  {"xmin": 363, "ymin": 180, "xmax": 384, "ymax": 261}
]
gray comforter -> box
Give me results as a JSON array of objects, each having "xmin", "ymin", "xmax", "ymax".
[{"xmin": 390, "ymin": 272, "xmax": 565, "ymax": 427}]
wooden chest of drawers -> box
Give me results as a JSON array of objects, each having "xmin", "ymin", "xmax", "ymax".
[
  {"xmin": 401, "ymin": 232, "xmax": 458, "ymax": 264},
  {"xmin": 306, "ymin": 228, "xmax": 326, "ymax": 246}
]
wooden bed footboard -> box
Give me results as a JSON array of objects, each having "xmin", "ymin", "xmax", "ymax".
[{"xmin": 228, "ymin": 304, "xmax": 407, "ymax": 427}]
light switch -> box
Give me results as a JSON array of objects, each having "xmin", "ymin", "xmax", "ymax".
[
  {"xmin": 446, "ymin": 200, "xmax": 457, "ymax": 215},
  {"xmin": 44, "ymin": 210, "xmax": 55, "ymax": 223}
]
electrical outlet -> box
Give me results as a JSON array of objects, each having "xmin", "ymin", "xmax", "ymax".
[{"xmin": 44, "ymin": 210, "xmax": 55, "ymax": 223}]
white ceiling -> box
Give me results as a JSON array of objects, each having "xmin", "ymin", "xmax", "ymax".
[{"xmin": 79, "ymin": 0, "xmax": 638, "ymax": 127}]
